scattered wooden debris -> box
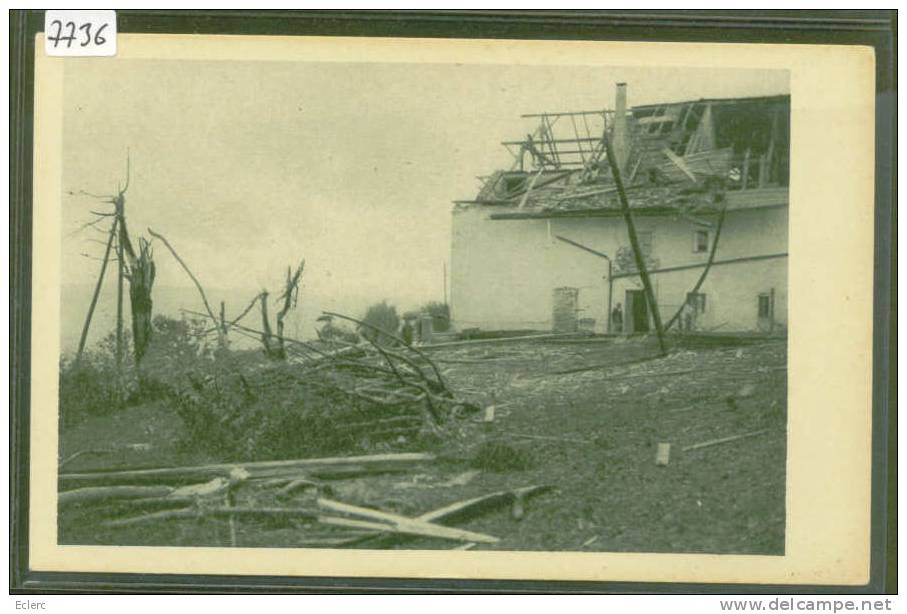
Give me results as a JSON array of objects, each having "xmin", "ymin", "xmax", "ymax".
[
  {"xmin": 318, "ymin": 498, "xmax": 499, "ymax": 544},
  {"xmin": 97, "ymin": 480, "xmax": 552, "ymax": 550},
  {"xmin": 170, "ymin": 477, "xmax": 230, "ymax": 498},
  {"xmin": 59, "ymin": 485, "xmax": 174, "ymax": 507},
  {"xmin": 441, "ymin": 470, "xmax": 481, "ymax": 488},
  {"xmin": 510, "ymin": 492, "xmax": 526, "ymax": 521},
  {"xmin": 655, "ymin": 443, "xmax": 671, "ymax": 466},
  {"xmin": 59, "ymin": 452, "xmax": 436, "ymax": 488},
  {"xmin": 483, "ymin": 405, "xmax": 496, "ymax": 423},
  {"xmin": 106, "ymin": 506, "xmax": 321, "ymax": 528},
  {"xmin": 682, "ymin": 429, "xmax": 772, "ymax": 453},
  {"xmin": 736, "ymin": 383, "xmax": 756, "ymax": 398},
  {"xmin": 342, "ymin": 485, "xmax": 553, "ymax": 549},
  {"xmin": 506, "ymin": 432, "xmax": 592, "ymax": 445}
]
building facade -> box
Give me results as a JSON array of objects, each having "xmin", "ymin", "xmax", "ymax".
[{"xmin": 449, "ymin": 89, "xmax": 789, "ymax": 335}]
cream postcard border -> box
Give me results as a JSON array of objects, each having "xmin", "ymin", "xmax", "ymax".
[{"xmin": 29, "ymin": 33, "xmax": 876, "ymax": 585}]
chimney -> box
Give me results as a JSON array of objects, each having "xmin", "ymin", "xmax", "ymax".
[{"xmin": 612, "ymin": 82, "xmax": 628, "ymax": 171}]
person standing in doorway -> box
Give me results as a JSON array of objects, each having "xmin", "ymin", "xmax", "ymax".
[{"xmin": 611, "ymin": 302, "xmax": 623, "ymax": 333}]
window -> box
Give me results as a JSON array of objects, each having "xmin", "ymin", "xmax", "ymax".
[
  {"xmin": 687, "ymin": 292, "xmax": 706, "ymax": 313},
  {"xmin": 693, "ymin": 230, "xmax": 709, "ymax": 253},
  {"xmin": 758, "ymin": 293, "xmax": 771, "ymax": 318}
]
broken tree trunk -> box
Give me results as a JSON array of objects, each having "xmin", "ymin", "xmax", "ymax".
[
  {"xmin": 259, "ymin": 290, "xmax": 278, "ymax": 358},
  {"xmin": 123, "ymin": 234, "xmax": 156, "ymax": 364},
  {"xmin": 603, "ymin": 135, "xmax": 667, "ymax": 355},
  {"xmin": 274, "ymin": 259, "xmax": 305, "ymax": 360}
]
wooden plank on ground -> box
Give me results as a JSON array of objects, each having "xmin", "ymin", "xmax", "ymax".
[
  {"xmin": 60, "ymin": 453, "xmax": 435, "ymax": 488},
  {"xmin": 317, "ymin": 498, "xmax": 499, "ymax": 544},
  {"xmin": 682, "ymin": 429, "xmax": 772, "ymax": 453}
]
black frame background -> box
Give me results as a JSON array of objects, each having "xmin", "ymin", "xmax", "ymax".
[{"xmin": 9, "ymin": 9, "xmax": 897, "ymax": 595}]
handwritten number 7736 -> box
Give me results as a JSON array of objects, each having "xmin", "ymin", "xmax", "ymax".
[{"xmin": 47, "ymin": 20, "xmax": 108, "ymax": 48}]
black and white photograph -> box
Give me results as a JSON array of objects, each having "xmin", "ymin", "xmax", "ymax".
[
  {"xmin": 18, "ymin": 28, "xmax": 881, "ymax": 588},
  {"xmin": 55, "ymin": 57, "xmax": 790, "ymax": 555}
]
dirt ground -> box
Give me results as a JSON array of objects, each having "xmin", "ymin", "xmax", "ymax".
[{"xmin": 59, "ymin": 335, "xmax": 787, "ymax": 555}]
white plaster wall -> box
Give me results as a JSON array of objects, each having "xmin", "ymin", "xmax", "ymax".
[
  {"xmin": 450, "ymin": 203, "xmax": 788, "ymax": 334},
  {"xmin": 450, "ymin": 207, "xmax": 617, "ymax": 332}
]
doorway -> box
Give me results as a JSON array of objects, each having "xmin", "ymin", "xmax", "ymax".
[
  {"xmin": 552, "ymin": 287, "xmax": 580, "ymax": 333},
  {"xmin": 757, "ymin": 289, "xmax": 775, "ymax": 333},
  {"xmin": 625, "ymin": 289, "xmax": 650, "ymax": 333}
]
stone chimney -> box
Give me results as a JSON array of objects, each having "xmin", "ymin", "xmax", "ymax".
[{"xmin": 612, "ymin": 82, "xmax": 628, "ymax": 171}]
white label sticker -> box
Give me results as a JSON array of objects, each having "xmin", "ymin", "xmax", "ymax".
[{"xmin": 44, "ymin": 10, "xmax": 116, "ymax": 57}]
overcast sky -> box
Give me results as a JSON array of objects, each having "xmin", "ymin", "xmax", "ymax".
[{"xmin": 61, "ymin": 59, "xmax": 788, "ymax": 310}]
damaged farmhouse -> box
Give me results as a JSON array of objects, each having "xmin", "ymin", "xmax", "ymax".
[
  {"xmin": 56, "ymin": 62, "xmax": 790, "ymax": 558},
  {"xmin": 451, "ymin": 84, "xmax": 789, "ymax": 337}
]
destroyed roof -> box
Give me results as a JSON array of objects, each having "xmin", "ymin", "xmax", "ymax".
[
  {"xmin": 459, "ymin": 92, "xmax": 790, "ymax": 218},
  {"xmin": 631, "ymin": 93, "xmax": 790, "ymax": 111}
]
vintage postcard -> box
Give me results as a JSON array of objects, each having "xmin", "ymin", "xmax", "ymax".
[{"xmin": 28, "ymin": 33, "xmax": 876, "ymax": 585}]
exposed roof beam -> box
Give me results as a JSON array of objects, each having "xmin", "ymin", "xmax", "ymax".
[
  {"xmin": 502, "ymin": 137, "xmax": 600, "ymax": 146},
  {"xmin": 520, "ymin": 110, "xmax": 611, "ymax": 118}
]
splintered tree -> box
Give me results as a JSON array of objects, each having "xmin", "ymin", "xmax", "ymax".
[
  {"xmin": 147, "ymin": 227, "xmax": 304, "ymax": 360},
  {"xmin": 71, "ymin": 153, "xmax": 156, "ymax": 375},
  {"xmin": 260, "ymin": 260, "xmax": 305, "ymax": 360}
]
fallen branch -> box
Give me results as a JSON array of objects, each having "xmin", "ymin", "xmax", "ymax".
[
  {"xmin": 506, "ymin": 433, "xmax": 591, "ymax": 445},
  {"xmin": 59, "ymin": 485, "xmax": 173, "ymax": 507},
  {"xmin": 322, "ymin": 311, "xmax": 449, "ymax": 392},
  {"xmin": 148, "ymin": 228, "xmax": 221, "ymax": 336},
  {"xmin": 341, "ymin": 485, "xmax": 553, "ymax": 548},
  {"xmin": 105, "ymin": 506, "xmax": 321, "ymax": 528},
  {"xmin": 682, "ymin": 429, "xmax": 772, "ymax": 452},
  {"xmin": 60, "ymin": 452, "xmax": 436, "ymax": 488}
]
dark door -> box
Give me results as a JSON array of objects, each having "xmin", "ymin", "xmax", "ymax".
[
  {"xmin": 757, "ymin": 289, "xmax": 775, "ymax": 333},
  {"xmin": 626, "ymin": 289, "xmax": 650, "ymax": 333}
]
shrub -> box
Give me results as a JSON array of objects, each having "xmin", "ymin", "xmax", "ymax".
[
  {"xmin": 471, "ymin": 440, "xmax": 535, "ymax": 472},
  {"xmin": 59, "ymin": 315, "xmax": 217, "ymax": 427},
  {"xmin": 171, "ymin": 362, "xmax": 417, "ymax": 460},
  {"xmin": 361, "ymin": 301, "xmax": 400, "ymax": 346},
  {"xmin": 316, "ymin": 321, "xmax": 360, "ymax": 345},
  {"xmin": 420, "ymin": 301, "xmax": 451, "ymax": 332},
  {"xmin": 60, "ymin": 328, "xmax": 139, "ymax": 426},
  {"xmin": 134, "ymin": 314, "xmax": 215, "ymax": 402},
  {"xmin": 59, "ymin": 357, "xmax": 124, "ymax": 427}
]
